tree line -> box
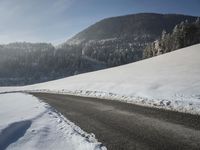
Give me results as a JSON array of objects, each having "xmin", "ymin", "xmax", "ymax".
[{"xmin": 143, "ymin": 18, "xmax": 200, "ymax": 58}]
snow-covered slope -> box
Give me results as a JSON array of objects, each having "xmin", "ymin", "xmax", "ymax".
[
  {"xmin": 0, "ymin": 93, "xmax": 105, "ymax": 150},
  {"xmin": 1, "ymin": 44, "xmax": 200, "ymax": 114}
]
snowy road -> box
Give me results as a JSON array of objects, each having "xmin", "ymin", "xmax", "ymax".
[{"xmin": 32, "ymin": 93, "xmax": 200, "ymax": 150}]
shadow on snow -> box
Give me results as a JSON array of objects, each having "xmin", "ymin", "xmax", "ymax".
[{"xmin": 0, "ymin": 120, "xmax": 32, "ymax": 150}]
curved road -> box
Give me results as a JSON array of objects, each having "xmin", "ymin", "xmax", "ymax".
[{"xmin": 32, "ymin": 93, "xmax": 200, "ymax": 150}]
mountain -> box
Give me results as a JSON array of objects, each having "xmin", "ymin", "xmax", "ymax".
[
  {"xmin": 67, "ymin": 13, "xmax": 197, "ymax": 44},
  {"xmin": 0, "ymin": 13, "xmax": 198, "ymax": 86},
  {"xmin": 64, "ymin": 13, "xmax": 197, "ymax": 67}
]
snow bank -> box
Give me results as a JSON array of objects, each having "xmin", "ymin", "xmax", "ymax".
[
  {"xmin": 0, "ymin": 93, "xmax": 106, "ymax": 150},
  {"xmin": 1, "ymin": 44, "xmax": 200, "ymax": 114}
]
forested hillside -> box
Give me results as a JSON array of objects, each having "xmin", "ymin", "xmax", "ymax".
[
  {"xmin": 143, "ymin": 18, "xmax": 200, "ymax": 58},
  {"xmin": 0, "ymin": 43, "xmax": 105, "ymax": 85}
]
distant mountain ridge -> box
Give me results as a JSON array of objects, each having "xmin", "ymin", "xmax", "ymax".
[
  {"xmin": 67, "ymin": 13, "xmax": 197, "ymax": 45},
  {"xmin": 0, "ymin": 13, "xmax": 198, "ymax": 86}
]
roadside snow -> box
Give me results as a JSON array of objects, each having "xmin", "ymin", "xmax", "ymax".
[
  {"xmin": 0, "ymin": 44, "xmax": 200, "ymax": 114},
  {"xmin": 0, "ymin": 93, "xmax": 106, "ymax": 150}
]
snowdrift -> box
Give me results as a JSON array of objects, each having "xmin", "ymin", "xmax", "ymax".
[{"xmin": 0, "ymin": 93, "xmax": 105, "ymax": 150}]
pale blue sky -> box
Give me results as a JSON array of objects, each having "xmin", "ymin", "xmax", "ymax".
[{"xmin": 0, "ymin": 0, "xmax": 199, "ymax": 45}]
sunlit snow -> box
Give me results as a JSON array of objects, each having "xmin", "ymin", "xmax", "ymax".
[{"xmin": 0, "ymin": 93, "xmax": 105, "ymax": 150}]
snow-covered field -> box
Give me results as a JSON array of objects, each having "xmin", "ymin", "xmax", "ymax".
[
  {"xmin": 0, "ymin": 93, "xmax": 106, "ymax": 150},
  {"xmin": 0, "ymin": 44, "xmax": 200, "ymax": 114}
]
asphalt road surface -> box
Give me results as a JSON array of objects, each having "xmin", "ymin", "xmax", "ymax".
[{"xmin": 32, "ymin": 93, "xmax": 200, "ymax": 150}]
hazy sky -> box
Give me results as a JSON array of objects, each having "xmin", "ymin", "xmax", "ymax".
[{"xmin": 0, "ymin": 0, "xmax": 199, "ymax": 45}]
